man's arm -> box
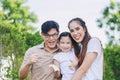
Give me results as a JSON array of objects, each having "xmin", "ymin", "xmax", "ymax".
[
  {"xmin": 19, "ymin": 63, "xmax": 31, "ymax": 80},
  {"xmin": 19, "ymin": 52, "xmax": 39, "ymax": 79}
]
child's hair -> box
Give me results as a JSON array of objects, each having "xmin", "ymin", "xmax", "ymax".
[{"xmin": 58, "ymin": 32, "xmax": 80, "ymax": 57}]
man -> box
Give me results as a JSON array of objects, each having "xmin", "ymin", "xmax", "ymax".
[{"xmin": 19, "ymin": 20, "xmax": 60, "ymax": 80}]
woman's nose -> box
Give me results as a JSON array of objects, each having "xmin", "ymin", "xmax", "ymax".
[{"xmin": 73, "ymin": 32, "xmax": 77, "ymax": 35}]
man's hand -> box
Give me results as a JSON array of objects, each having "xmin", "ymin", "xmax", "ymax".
[{"xmin": 27, "ymin": 52, "xmax": 39, "ymax": 65}]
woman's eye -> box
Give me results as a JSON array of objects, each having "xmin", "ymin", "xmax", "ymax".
[
  {"xmin": 70, "ymin": 29, "xmax": 74, "ymax": 32},
  {"xmin": 75, "ymin": 27, "xmax": 80, "ymax": 30}
]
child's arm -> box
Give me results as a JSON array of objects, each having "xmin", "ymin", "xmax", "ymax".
[
  {"xmin": 49, "ymin": 60, "xmax": 61, "ymax": 78},
  {"xmin": 53, "ymin": 60, "xmax": 61, "ymax": 78}
]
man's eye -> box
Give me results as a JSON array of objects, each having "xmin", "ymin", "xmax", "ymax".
[
  {"xmin": 44, "ymin": 34, "xmax": 49, "ymax": 37},
  {"xmin": 53, "ymin": 34, "xmax": 58, "ymax": 37}
]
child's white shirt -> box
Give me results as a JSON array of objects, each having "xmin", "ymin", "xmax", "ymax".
[{"xmin": 53, "ymin": 49, "xmax": 77, "ymax": 80}]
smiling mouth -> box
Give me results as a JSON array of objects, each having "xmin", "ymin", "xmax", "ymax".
[
  {"xmin": 74, "ymin": 36, "xmax": 80, "ymax": 40},
  {"xmin": 49, "ymin": 41, "xmax": 55, "ymax": 44},
  {"xmin": 63, "ymin": 48, "xmax": 70, "ymax": 50}
]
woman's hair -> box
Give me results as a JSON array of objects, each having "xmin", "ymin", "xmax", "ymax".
[
  {"xmin": 68, "ymin": 17, "xmax": 91, "ymax": 67},
  {"xmin": 58, "ymin": 32, "xmax": 80, "ymax": 57}
]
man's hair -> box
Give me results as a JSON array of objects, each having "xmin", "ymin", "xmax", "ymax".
[{"xmin": 41, "ymin": 20, "xmax": 59, "ymax": 34}]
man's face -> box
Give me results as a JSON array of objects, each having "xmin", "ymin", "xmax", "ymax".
[{"xmin": 42, "ymin": 28, "xmax": 59, "ymax": 50}]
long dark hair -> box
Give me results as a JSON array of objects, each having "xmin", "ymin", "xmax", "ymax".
[
  {"xmin": 68, "ymin": 17, "xmax": 91, "ymax": 67},
  {"xmin": 58, "ymin": 32, "xmax": 80, "ymax": 57}
]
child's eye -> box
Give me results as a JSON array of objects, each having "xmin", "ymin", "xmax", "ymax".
[
  {"xmin": 60, "ymin": 42, "xmax": 64, "ymax": 44},
  {"xmin": 67, "ymin": 42, "xmax": 71, "ymax": 44}
]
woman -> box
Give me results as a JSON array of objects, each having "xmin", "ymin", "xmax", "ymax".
[{"xmin": 68, "ymin": 17, "xmax": 103, "ymax": 80}]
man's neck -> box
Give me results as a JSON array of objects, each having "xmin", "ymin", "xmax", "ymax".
[{"xmin": 44, "ymin": 45, "xmax": 58, "ymax": 53}]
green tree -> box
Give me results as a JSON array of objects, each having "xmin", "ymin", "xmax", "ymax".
[
  {"xmin": 0, "ymin": 0, "xmax": 43, "ymax": 79},
  {"xmin": 103, "ymin": 44, "xmax": 120, "ymax": 80},
  {"xmin": 97, "ymin": 0, "xmax": 120, "ymax": 80},
  {"xmin": 97, "ymin": 0, "xmax": 120, "ymax": 45}
]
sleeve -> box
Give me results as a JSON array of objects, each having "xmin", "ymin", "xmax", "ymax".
[
  {"xmin": 21, "ymin": 48, "xmax": 33, "ymax": 66},
  {"xmin": 87, "ymin": 38, "xmax": 102, "ymax": 56},
  {"xmin": 53, "ymin": 53, "xmax": 61, "ymax": 63}
]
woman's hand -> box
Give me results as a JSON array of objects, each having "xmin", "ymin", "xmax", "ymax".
[
  {"xmin": 69, "ymin": 59, "xmax": 78, "ymax": 70},
  {"xmin": 71, "ymin": 70, "xmax": 82, "ymax": 80}
]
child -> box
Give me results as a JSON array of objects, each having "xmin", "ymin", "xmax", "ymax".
[{"xmin": 49, "ymin": 32, "xmax": 80, "ymax": 80}]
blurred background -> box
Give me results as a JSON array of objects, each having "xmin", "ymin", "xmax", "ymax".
[{"xmin": 0, "ymin": 0, "xmax": 120, "ymax": 80}]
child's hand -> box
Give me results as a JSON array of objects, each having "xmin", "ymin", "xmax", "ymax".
[{"xmin": 49, "ymin": 64, "xmax": 60, "ymax": 72}]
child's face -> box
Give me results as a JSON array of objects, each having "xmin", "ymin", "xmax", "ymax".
[{"xmin": 59, "ymin": 36, "xmax": 72, "ymax": 52}]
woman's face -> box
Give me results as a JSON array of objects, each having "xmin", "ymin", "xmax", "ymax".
[{"xmin": 69, "ymin": 21, "xmax": 86, "ymax": 43}]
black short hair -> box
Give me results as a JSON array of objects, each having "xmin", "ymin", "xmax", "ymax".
[{"xmin": 41, "ymin": 20, "xmax": 59, "ymax": 34}]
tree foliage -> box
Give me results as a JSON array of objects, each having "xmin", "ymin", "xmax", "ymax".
[
  {"xmin": 103, "ymin": 44, "xmax": 120, "ymax": 80},
  {"xmin": 97, "ymin": 0, "xmax": 120, "ymax": 45},
  {"xmin": 97, "ymin": 0, "xmax": 120, "ymax": 80},
  {"xmin": 0, "ymin": 0, "xmax": 43, "ymax": 79}
]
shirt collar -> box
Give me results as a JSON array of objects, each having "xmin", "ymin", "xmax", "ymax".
[{"xmin": 37, "ymin": 42, "xmax": 59, "ymax": 53}]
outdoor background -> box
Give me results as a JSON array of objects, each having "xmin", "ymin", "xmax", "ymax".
[
  {"xmin": 26, "ymin": 0, "xmax": 110, "ymax": 47},
  {"xmin": 0, "ymin": 0, "xmax": 120, "ymax": 80}
]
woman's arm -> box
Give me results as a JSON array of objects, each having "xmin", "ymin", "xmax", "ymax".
[
  {"xmin": 69, "ymin": 57, "xmax": 78, "ymax": 70},
  {"xmin": 72, "ymin": 52, "xmax": 97, "ymax": 80}
]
